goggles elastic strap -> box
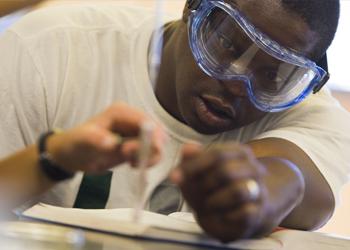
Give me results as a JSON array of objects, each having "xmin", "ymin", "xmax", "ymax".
[{"xmin": 313, "ymin": 72, "xmax": 330, "ymax": 94}]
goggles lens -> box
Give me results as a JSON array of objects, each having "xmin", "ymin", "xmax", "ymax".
[{"xmin": 189, "ymin": 3, "xmax": 324, "ymax": 112}]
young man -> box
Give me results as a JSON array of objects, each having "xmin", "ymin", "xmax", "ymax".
[{"xmin": 0, "ymin": 0, "xmax": 348, "ymax": 242}]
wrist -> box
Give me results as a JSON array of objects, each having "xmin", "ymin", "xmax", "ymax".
[
  {"xmin": 38, "ymin": 130, "xmax": 75, "ymax": 182},
  {"xmin": 257, "ymin": 157, "xmax": 305, "ymax": 231},
  {"xmin": 46, "ymin": 131, "xmax": 68, "ymax": 169},
  {"xmin": 260, "ymin": 157, "xmax": 306, "ymax": 203}
]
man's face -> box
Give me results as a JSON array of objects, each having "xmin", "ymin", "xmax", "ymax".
[{"xmin": 170, "ymin": 0, "xmax": 318, "ymax": 135}]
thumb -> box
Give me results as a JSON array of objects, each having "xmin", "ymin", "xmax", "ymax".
[
  {"xmin": 181, "ymin": 142, "xmax": 202, "ymax": 162},
  {"xmin": 171, "ymin": 143, "xmax": 202, "ymax": 185}
]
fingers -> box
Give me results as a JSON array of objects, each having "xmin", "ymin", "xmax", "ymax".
[
  {"xmin": 80, "ymin": 125, "xmax": 121, "ymax": 151},
  {"xmin": 104, "ymin": 103, "xmax": 166, "ymax": 167},
  {"xmin": 51, "ymin": 103, "xmax": 166, "ymax": 173},
  {"xmin": 85, "ymin": 102, "xmax": 166, "ymax": 169},
  {"xmin": 221, "ymin": 203, "xmax": 261, "ymax": 239},
  {"xmin": 170, "ymin": 143, "xmax": 202, "ymax": 185},
  {"xmin": 178, "ymin": 143, "xmax": 258, "ymax": 180},
  {"xmin": 176, "ymin": 145, "xmax": 218, "ymax": 181},
  {"xmin": 50, "ymin": 125, "xmax": 126, "ymax": 173},
  {"xmin": 171, "ymin": 143, "xmax": 269, "ymax": 242},
  {"xmin": 118, "ymin": 139, "xmax": 162, "ymax": 168},
  {"xmin": 204, "ymin": 179, "xmax": 262, "ymax": 212},
  {"xmin": 77, "ymin": 130, "xmax": 164, "ymax": 173},
  {"xmin": 197, "ymin": 203, "xmax": 261, "ymax": 242},
  {"xmin": 181, "ymin": 143, "xmax": 202, "ymax": 161},
  {"xmin": 175, "ymin": 143, "xmax": 263, "ymax": 193},
  {"xmin": 196, "ymin": 159, "xmax": 260, "ymax": 194},
  {"xmin": 93, "ymin": 102, "xmax": 149, "ymax": 137},
  {"xmin": 173, "ymin": 143, "xmax": 261, "ymax": 209}
]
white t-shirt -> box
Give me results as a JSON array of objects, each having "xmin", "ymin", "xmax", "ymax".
[{"xmin": 0, "ymin": 4, "xmax": 349, "ymax": 211}]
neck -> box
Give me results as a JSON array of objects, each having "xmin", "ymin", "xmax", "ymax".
[{"xmin": 154, "ymin": 21, "xmax": 185, "ymax": 123}]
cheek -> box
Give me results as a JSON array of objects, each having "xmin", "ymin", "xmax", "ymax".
[
  {"xmin": 175, "ymin": 71, "xmax": 195, "ymax": 108},
  {"xmin": 241, "ymin": 105, "xmax": 266, "ymax": 125},
  {"xmin": 175, "ymin": 55, "xmax": 202, "ymax": 100},
  {"xmin": 174, "ymin": 66, "xmax": 203, "ymax": 125},
  {"xmin": 232, "ymin": 97, "xmax": 266, "ymax": 127}
]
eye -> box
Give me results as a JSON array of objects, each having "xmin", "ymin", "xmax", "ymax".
[
  {"xmin": 265, "ymin": 71, "xmax": 278, "ymax": 81},
  {"xmin": 267, "ymin": 70, "xmax": 285, "ymax": 84},
  {"xmin": 253, "ymin": 68, "xmax": 286, "ymax": 93},
  {"xmin": 262, "ymin": 70, "xmax": 285, "ymax": 91},
  {"xmin": 217, "ymin": 32, "xmax": 238, "ymax": 54}
]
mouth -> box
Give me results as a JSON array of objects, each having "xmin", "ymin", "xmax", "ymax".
[{"xmin": 193, "ymin": 95, "xmax": 236, "ymax": 129}]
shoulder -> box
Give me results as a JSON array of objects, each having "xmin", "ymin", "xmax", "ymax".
[
  {"xmin": 7, "ymin": 4, "xmax": 155, "ymax": 39},
  {"xmin": 222, "ymin": 88, "xmax": 350, "ymax": 141},
  {"xmin": 249, "ymin": 88, "xmax": 348, "ymax": 129}
]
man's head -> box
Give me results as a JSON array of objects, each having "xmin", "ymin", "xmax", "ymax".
[{"xmin": 156, "ymin": 0, "xmax": 340, "ymax": 134}]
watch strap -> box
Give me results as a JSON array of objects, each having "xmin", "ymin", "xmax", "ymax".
[{"xmin": 38, "ymin": 131, "xmax": 74, "ymax": 182}]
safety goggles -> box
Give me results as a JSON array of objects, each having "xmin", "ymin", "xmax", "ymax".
[{"xmin": 187, "ymin": 0, "xmax": 329, "ymax": 112}]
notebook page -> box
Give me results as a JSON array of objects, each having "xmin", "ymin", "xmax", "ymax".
[{"xmin": 22, "ymin": 203, "xmax": 282, "ymax": 250}]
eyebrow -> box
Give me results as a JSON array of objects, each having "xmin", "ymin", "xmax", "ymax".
[{"xmin": 217, "ymin": 14, "xmax": 251, "ymax": 50}]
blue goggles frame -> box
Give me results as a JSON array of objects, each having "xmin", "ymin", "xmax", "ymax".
[{"xmin": 187, "ymin": 0, "xmax": 330, "ymax": 112}]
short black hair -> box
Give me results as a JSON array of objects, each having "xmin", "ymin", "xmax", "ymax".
[{"xmin": 281, "ymin": 0, "xmax": 340, "ymax": 61}]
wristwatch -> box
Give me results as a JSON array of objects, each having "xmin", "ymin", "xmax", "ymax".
[{"xmin": 38, "ymin": 131, "xmax": 75, "ymax": 182}]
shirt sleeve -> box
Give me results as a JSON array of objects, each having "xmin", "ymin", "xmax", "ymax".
[
  {"xmin": 0, "ymin": 31, "xmax": 48, "ymax": 157},
  {"xmin": 254, "ymin": 88, "xmax": 350, "ymax": 204}
]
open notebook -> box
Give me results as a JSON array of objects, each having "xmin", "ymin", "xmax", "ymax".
[{"xmin": 21, "ymin": 203, "xmax": 350, "ymax": 250}]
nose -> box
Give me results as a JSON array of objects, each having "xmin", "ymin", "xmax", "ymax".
[{"xmin": 221, "ymin": 80, "xmax": 248, "ymax": 97}]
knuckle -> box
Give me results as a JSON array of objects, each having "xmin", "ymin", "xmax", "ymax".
[
  {"xmin": 205, "ymin": 195, "xmax": 217, "ymax": 208},
  {"xmin": 242, "ymin": 204, "xmax": 257, "ymax": 218},
  {"xmin": 230, "ymin": 182, "xmax": 251, "ymax": 201},
  {"xmin": 244, "ymin": 206, "xmax": 259, "ymax": 227},
  {"xmin": 232, "ymin": 188, "xmax": 248, "ymax": 202}
]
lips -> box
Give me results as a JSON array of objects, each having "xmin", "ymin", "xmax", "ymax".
[
  {"xmin": 202, "ymin": 94, "xmax": 236, "ymax": 119},
  {"xmin": 193, "ymin": 94, "xmax": 236, "ymax": 128}
]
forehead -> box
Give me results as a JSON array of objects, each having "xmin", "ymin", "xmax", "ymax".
[{"xmin": 229, "ymin": 0, "xmax": 318, "ymax": 56}]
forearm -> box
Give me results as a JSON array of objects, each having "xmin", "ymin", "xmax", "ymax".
[
  {"xmin": 0, "ymin": 0, "xmax": 43, "ymax": 16},
  {"xmin": 249, "ymin": 138, "xmax": 335, "ymax": 230},
  {"xmin": 0, "ymin": 145, "xmax": 55, "ymax": 212},
  {"xmin": 257, "ymin": 157, "xmax": 305, "ymax": 233}
]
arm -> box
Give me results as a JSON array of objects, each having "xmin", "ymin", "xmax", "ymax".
[
  {"xmin": 172, "ymin": 91, "xmax": 350, "ymax": 242},
  {"xmin": 0, "ymin": 0, "xmax": 43, "ymax": 16},
  {"xmin": 0, "ymin": 102, "xmax": 164, "ymax": 213},
  {"xmin": 171, "ymin": 139, "xmax": 334, "ymax": 242},
  {"xmin": 249, "ymin": 138, "xmax": 334, "ymax": 230}
]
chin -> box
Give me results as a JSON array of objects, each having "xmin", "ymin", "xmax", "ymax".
[
  {"xmin": 184, "ymin": 114, "xmax": 238, "ymax": 135},
  {"xmin": 195, "ymin": 126, "xmax": 230, "ymax": 135}
]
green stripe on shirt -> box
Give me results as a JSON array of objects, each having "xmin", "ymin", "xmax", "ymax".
[{"xmin": 73, "ymin": 171, "xmax": 112, "ymax": 209}]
